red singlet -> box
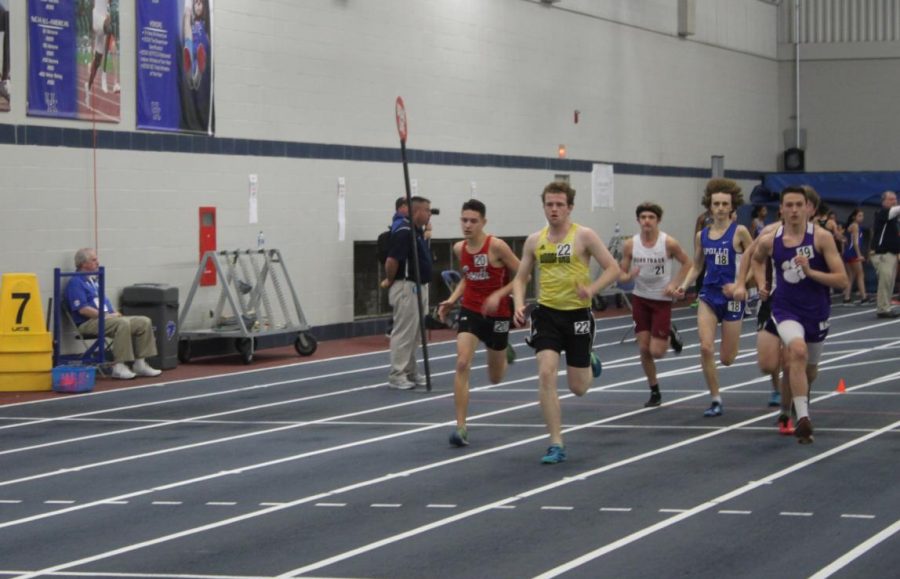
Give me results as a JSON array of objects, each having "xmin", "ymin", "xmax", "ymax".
[{"xmin": 459, "ymin": 236, "xmax": 511, "ymax": 317}]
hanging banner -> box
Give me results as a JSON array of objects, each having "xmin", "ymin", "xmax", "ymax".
[
  {"xmin": 136, "ymin": 0, "xmax": 214, "ymax": 134},
  {"xmin": 591, "ymin": 163, "xmax": 615, "ymax": 210},
  {"xmin": 27, "ymin": 0, "xmax": 121, "ymax": 122},
  {"xmin": 0, "ymin": 0, "xmax": 10, "ymax": 112}
]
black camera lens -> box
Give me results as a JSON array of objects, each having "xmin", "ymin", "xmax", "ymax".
[{"xmin": 430, "ymin": 208, "xmax": 440, "ymax": 215}]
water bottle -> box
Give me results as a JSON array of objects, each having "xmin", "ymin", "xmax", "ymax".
[{"xmin": 257, "ymin": 230, "xmax": 265, "ymax": 250}]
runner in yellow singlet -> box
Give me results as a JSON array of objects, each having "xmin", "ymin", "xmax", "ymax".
[{"xmin": 511, "ymin": 181, "xmax": 620, "ymax": 464}]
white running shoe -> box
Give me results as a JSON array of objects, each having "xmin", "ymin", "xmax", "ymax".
[
  {"xmin": 112, "ymin": 82, "xmax": 121, "ymax": 94},
  {"xmin": 111, "ymin": 362, "xmax": 136, "ymax": 380},
  {"xmin": 133, "ymin": 359, "xmax": 162, "ymax": 377}
]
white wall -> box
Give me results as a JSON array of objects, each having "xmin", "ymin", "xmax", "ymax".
[{"xmin": 0, "ymin": 0, "xmax": 779, "ymax": 332}]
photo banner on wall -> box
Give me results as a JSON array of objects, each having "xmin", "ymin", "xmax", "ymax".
[
  {"xmin": 136, "ymin": 0, "xmax": 214, "ymax": 135},
  {"xmin": 27, "ymin": 0, "xmax": 121, "ymax": 122},
  {"xmin": 1, "ymin": 0, "xmax": 10, "ymax": 112}
]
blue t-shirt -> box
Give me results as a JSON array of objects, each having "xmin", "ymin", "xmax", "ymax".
[{"xmin": 65, "ymin": 275, "xmax": 115, "ymax": 326}]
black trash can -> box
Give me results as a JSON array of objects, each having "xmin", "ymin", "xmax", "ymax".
[{"xmin": 121, "ymin": 284, "xmax": 179, "ymax": 370}]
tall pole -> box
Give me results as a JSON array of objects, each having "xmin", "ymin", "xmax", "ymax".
[
  {"xmin": 794, "ymin": 0, "xmax": 801, "ymax": 149},
  {"xmin": 395, "ymin": 97, "xmax": 432, "ymax": 391}
]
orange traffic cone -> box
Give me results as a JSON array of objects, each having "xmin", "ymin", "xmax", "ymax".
[{"xmin": 836, "ymin": 378, "xmax": 846, "ymax": 393}]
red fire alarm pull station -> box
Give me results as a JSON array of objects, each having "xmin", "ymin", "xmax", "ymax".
[{"xmin": 199, "ymin": 207, "xmax": 217, "ymax": 286}]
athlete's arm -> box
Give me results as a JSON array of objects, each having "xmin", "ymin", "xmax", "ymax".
[
  {"xmin": 576, "ymin": 227, "xmax": 620, "ymax": 300},
  {"xmin": 751, "ymin": 232, "xmax": 775, "ymax": 300},
  {"xmin": 675, "ymin": 230, "xmax": 704, "ymax": 298},
  {"xmin": 438, "ymin": 241, "xmax": 466, "ymax": 323},
  {"xmin": 665, "ymin": 235, "xmax": 691, "ymax": 297},
  {"xmin": 512, "ymin": 232, "xmax": 539, "ymax": 327},
  {"xmin": 483, "ymin": 237, "xmax": 522, "ymax": 315},
  {"xmin": 795, "ymin": 228, "xmax": 849, "ymax": 290},
  {"xmin": 617, "ymin": 238, "xmax": 636, "ymax": 284}
]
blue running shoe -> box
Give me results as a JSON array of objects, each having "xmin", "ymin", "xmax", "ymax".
[
  {"xmin": 541, "ymin": 444, "xmax": 566, "ymax": 464},
  {"xmin": 449, "ymin": 427, "xmax": 469, "ymax": 447},
  {"xmin": 703, "ymin": 401, "xmax": 723, "ymax": 417},
  {"xmin": 590, "ymin": 352, "xmax": 602, "ymax": 378},
  {"xmin": 768, "ymin": 390, "xmax": 781, "ymax": 408}
]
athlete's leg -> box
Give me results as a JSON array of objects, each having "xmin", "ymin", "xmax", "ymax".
[
  {"xmin": 452, "ymin": 332, "xmax": 479, "ymax": 430},
  {"xmin": 536, "ymin": 349, "xmax": 564, "ymax": 445},
  {"xmin": 719, "ymin": 318, "xmax": 743, "ymax": 366},
  {"xmin": 636, "ymin": 331, "xmax": 656, "ymax": 387},
  {"xmin": 697, "ymin": 302, "xmax": 720, "ymax": 397},
  {"xmin": 485, "ymin": 347, "xmax": 508, "ymax": 384}
]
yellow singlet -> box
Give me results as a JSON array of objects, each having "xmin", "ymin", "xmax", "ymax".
[{"xmin": 535, "ymin": 224, "xmax": 591, "ymax": 310}]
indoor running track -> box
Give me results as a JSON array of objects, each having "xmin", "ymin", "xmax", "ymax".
[{"xmin": 0, "ymin": 307, "xmax": 898, "ymax": 579}]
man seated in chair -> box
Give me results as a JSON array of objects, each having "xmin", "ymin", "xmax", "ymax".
[{"xmin": 64, "ymin": 248, "xmax": 162, "ymax": 380}]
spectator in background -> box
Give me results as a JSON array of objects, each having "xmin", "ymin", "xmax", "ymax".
[
  {"xmin": 842, "ymin": 208, "xmax": 870, "ymax": 305},
  {"xmin": 750, "ymin": 205, "xmax": 768, "ymax": 240},
  {"xmin": 872, "ymin": 191, "xmax": 900, "ymax": 318},
  {"xmin": 64, "ymin": 248, "xmax": 162, "ymax": 380},
  {"xmin": 0, "ymin": 0, "xmax": 11, "ymax": 103},
  {"xmin": 381, "ymin": 196, "xmax": 434, "ymax": 389}
]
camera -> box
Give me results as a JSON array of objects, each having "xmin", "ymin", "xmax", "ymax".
[{"xmin": 430, "ymin": 208, "xmax": 440, "ymax": 215}]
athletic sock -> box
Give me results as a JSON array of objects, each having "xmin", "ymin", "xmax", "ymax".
[
  {"xmin": 793, "ymin": 396, "xmax": 809, "ymax": 420},
  {"xmin": 712, "ymin": 395, "xmax": 722, "ymax": 405}
]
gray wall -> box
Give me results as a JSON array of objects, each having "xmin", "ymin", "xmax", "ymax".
[{"xmin": 0, "ymin": 0, "xmax": 780, "ymax": 333}]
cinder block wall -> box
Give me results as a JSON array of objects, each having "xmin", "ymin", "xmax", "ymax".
[{"xmin": 0, "ymin": 0, "xmax": 781, "ymax": 334}]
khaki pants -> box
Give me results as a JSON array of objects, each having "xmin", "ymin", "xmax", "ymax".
[
  {"xmin": 871, "ymin": 253, "xmax": 898, "ymax": 314},
  {"xmin": 388, "ymin": 281, "xmax": 428, "ymax": 383},
  {"xmin": 78, "ymin": 315, "xmax": 157, "ymax": 363}
]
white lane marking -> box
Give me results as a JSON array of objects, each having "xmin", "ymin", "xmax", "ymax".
[
  {"xmin": 0, "ymin": 500, "xmax": 23, "ymax": 504},
  {"xmin": 100, "ymin": 501, "xmax": 129, "ymax": 505},
  {"xmin": 659, "ymin": 509, "xmax": 687, "ymax": 513},
  {"xmin": 43, "ymin": 501, "xmax": 75, "ymax": 505},
  {"xmin": 541, "ymin": 506, "xmax": 574, "ymax": 511},
  {"xmin": 150, "ymin": 501, "xmax": 182, "ymax": 506},
  {"xmin": 370, "ymin": 504, "xmax": 401, "ymax": 509},
  {"xmin": 426, "ymin": 504, "xmax": 457, "ymax": 509},
  {"xmin": 314, "ymin": 503, "xmax": 346, "ymax": 508},
  {"xmin": 779, "ymin": 511, "xmax": 813, "ymax": 517},
  {"xmin": 599, "ymin": 508, "xmax": 632, "ymax": 512},
  {"xmin": 531, "ymin": 417, "xmax": 900, "ymax": 579},
  {"xmin": 0, "ymin": 570, "xmax": 295, "ymax": 579},
  {"xmin": 718, "ymin": 510, "xmax": 752, "ymax": 515},
  {"xmin": 258, "ymin": 502, "xmax": 284, "ymax": 507},
  {"xmin": 10, "ymin": 330, "xmax": 894, "ymax": 579},
  {"xmin": 490, "ymin": 505, "xmax": 516, "ymax": 510},
  {"xmin": 840, "ymin": 514, "xmax": 876, "ymax": 520},
  {"xmin": 205, "ymin": 502, "xmax": 236, "ymax": 507},
  {"xmin": 809, "ymin": 517, "xmax": 900, "ymax": 579}
]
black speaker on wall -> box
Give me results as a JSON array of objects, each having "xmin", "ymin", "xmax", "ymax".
[{"xmin": 783, "ymin": 147, "xmax": 805, "ymax": 172}]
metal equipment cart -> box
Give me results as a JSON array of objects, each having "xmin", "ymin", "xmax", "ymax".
[{"xmin": 178, "ymin": 249, "xmax": 317, "ymax": 364}]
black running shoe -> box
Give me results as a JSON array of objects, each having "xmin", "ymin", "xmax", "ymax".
[
  {"xmin": 669, "ymin": 325, "xmax": 683, "ymax": 354},
  {"xmin": 794, "ymin": 417, "xmax": 814, "ymax": 444},
  {"xmin": 644, "ymin": 392, "xmax": 661, "ymax": 408}
]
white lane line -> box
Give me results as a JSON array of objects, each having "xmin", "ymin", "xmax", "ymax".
[
  {"xmin": 150, "ymin": 501, "xmax": 182, "ymax": 506},
  {"xmin": 43, "ymin": 501, "xmax": 75, "ymax": 505},
  {"xmin": 779, "ymin": 511, "xmax": 813, "ymax": 517},
  {"xmin": 659, "ymin": 509, "xmax": 687, "ymax": 513},
  {"xmin": 718, "ymin": 510, "xmax": 752, "ymax": 515},
  {"xmin": 99, "ymin": 501, "xmax": 129, "ymax": 505},
  {"xmin": 531, "ymin": 418, "xmax": 900, "ymax": 579},
  {"xmin": 205, "ymin": 502, "xmax": 236, "ymax": 507},
  {"xmin": 490, "ymin": 505, "xmax": 516, "ymax": 510},
  {"xmin": 840, "ymin": 514, "xmax": 876, "ymax": 520},
  {"xmin": 10, "ymin": 330, "xmax": 894, "ymax": 579},
  {"xmin": 0, "ymin": 500, "xmax": 22, "ymax": 504},
  {"xmin": 809, "ymin": 517, "xmax": 900, "ymax": 579},
  {"xmin": 314, "ymin": 503, "xmax": 346, "ymax": 508},
  {"xmin": 258, "ymin": 502, "xmax": 284, "ymax": 507},
  {"xmin": 426, "ymin": 504, "xmax": 457, "ymax": 509},
  {"xmin": 370, "ymin": 504, "xmax": 401, "ymax": 509},
  {"xmin": 599, "ymin": 508, "xmax": 632, "ymax": 512},
  {"xmin": 542, "ymin": 506, "xmax": 574, "ymax": 511}
]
